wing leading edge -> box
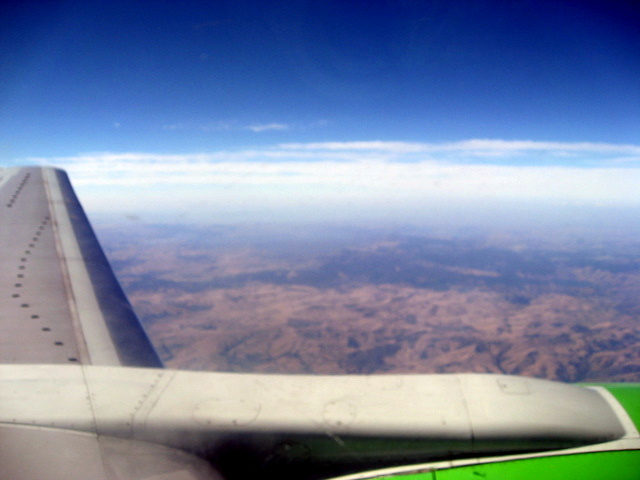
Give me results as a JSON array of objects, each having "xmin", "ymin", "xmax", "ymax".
[{"xmin": 0, "ymin": 166, "xmax": 161, "ymax": 367}]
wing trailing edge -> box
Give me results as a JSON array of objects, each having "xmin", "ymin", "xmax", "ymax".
[{"xmin": 45, "ymin": 167, "xmax": 163, "ymax": 367}]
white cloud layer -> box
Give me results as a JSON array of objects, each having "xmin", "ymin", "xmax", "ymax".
[{"xmin": 23, "ymin": 139, "xmax": 640, "ymax": 224}]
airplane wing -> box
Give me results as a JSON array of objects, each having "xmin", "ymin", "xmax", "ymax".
[
  {"xmin": 0, "ymin": 166, "xmax": 639, "ymax": 480},
  {"xmin": 0, "ymin": 166, "xmax": 162, "ymax": 367}
]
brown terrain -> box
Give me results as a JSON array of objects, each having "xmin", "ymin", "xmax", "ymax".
[{"xmin": 97, "ymin": 223, "xmax": 640, "ymax": 383}]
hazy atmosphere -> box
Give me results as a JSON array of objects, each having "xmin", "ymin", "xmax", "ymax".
[{"xmin": 2, "ymin": 1, "xmax": 639, "ymax": 381}]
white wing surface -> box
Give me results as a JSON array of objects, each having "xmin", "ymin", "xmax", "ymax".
[{"xmin": 0, "ymin": 166, "xmax": 161, "ymax": 367}]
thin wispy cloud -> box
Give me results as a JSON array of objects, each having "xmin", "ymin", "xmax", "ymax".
[
  {"xmin": 162, "ymin": 121, "xmax": 236, "ymax": 132},
  {"xmin": 246, "ymin": 123, "xmax": 290, "ymax": 133},
  {"xmin": 279, "ymin": 140, "xmax": 640, "ymax": 164},
  {"xmin": 162, "ymin": 121, "xmax": 291, "ymax": 133}
]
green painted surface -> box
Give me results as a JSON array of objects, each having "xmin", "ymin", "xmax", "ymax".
[
  {"xmin": 387, "ymin": 451, "xmax": 640, "ymax": 480},
  {"xmin": 598, "ymin": 383, "xmax": 640, "ymax": 431},
  {"xmin": 353, "ymin": 383, "xmax": 640, "ymax": 480}
]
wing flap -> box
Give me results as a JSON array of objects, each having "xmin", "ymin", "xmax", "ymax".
[{"xmin": 0, "ymin": 166, "xmax": 162, "ymax": 367}]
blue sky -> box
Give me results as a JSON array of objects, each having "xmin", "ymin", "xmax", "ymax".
[{"xmin": 1, "ymin": 1, "xmax": 639, "ymax": 225}]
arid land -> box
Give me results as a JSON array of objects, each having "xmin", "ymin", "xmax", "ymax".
[{"xmin": 97, "ymin": 223, "xmax": 640, "ymax": 382}]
